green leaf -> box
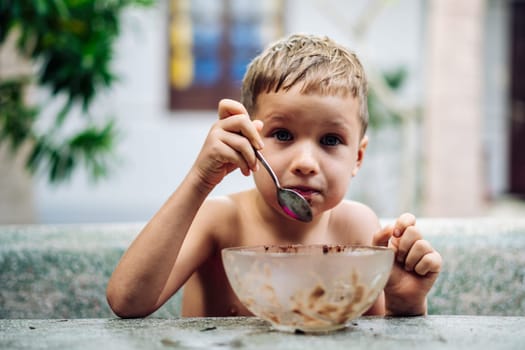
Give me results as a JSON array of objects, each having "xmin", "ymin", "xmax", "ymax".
[
  {"xmin": 0, "ymin": 78, "xmax": 38, "ymax": 151},
  {"xmin": 0, "ymin": 0, "xmax": 153, "ymax": 184}
]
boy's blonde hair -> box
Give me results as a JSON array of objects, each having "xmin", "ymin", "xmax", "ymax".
[{"xmin": 241, "ymin": 33, "xmax": 369, "ymax": 136}]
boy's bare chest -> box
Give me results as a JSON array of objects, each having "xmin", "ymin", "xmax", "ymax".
[{"xmin": 183, "ymin": 252, "xmax": 253, "ymax": 317}]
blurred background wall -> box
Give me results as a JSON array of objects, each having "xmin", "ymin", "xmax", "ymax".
[{"xmin": 0, "ymin": 0, "xmax": 523, "ymax": 224}]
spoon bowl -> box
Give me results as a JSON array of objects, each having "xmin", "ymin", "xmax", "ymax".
[
  {"xmin": 254, "ymin": 150, "xmax": 312, "ymax": 222},
  {"xmin": 278, "ymin": 188, "xmax": 313, "ymax": 222}
]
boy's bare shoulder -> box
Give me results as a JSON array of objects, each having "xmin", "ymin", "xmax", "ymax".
[
  {"xmin": 336, "ymin": 199, "xmax": 378, "ymax": 218},
  {"xmin": 197, "ymin": 193, "xmax": 243, "ymax": 227},
  {"xmin": 201, "ymin": 194, "xmax": 241, "ymax": 213},
  {"xmin": 330, "ymin": 200, "xmax": 381, "ymax": 244},
  {"xmin": 203, "ymin": 190, "xmax": 257, "ymax": 215},
  {"xmin": 193, "ymin": 190, "xmax": 252, "ymax": 244}
]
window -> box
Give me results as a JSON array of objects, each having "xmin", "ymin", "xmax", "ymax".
[{"xmin": 169, "ymin": 0, "xmax": 285, "ymax": 110}]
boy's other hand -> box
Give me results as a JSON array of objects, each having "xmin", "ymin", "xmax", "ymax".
[{"xmin": 372, "ymin": 213, "xmax": 442, "ymax": 316}]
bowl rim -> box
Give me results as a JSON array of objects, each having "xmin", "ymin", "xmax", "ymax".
[{"xmin": 221, "ymin": 244, "xmax": 394, "ymax": 257}]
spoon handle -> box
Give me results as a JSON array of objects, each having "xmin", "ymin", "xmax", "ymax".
[{"xmin": 254, "ymin": 149, "xmax": 281, "ymax": 188}]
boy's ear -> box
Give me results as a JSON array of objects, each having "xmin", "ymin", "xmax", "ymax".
[{"xmin": 351, "ymin": 135, "xmax": 368, "ymax": 177}]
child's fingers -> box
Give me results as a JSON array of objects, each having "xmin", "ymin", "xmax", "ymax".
[
  {"xmin": 250, "ymin": 119, "xmax": 264, "ymax": 150},
  {"xmin": 393, "ymin": 212, "xmax": 416, "ymax": 237},
  {"xmin": 203, "ymin": 133, "xmax": 253, "ymax": 176},
  {"xmin": 372, "ymin": 225, "xmax": 394, "ymax": 247},
  {"xmin": 393, "ymin": 226, "xmax": 422, "ymax": 264},
  {"xmin": 222, "ymin": 133, "xmax": 259, "ymax": 172},
  {"xmin": 218, "ymin": 114, "xmax": 264, "ymax": 151},
  {"xmin": 218, "ymin": 99, "xmax": 249, "ymax": 120},
  {"xmin": 413, "ymin": 251, "xmax": 442, "ymax": 276},
  {"xmin": 253, "ymin": 119, "xmax": 264, "ymax": 132},
  {"xmin": 403, "ymin": 239, "xmax": 434, "ymax": 272}
]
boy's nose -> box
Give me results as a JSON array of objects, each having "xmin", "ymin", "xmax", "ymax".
[{"xmin": 290, "ymin": 144, "xmax": 320, "ymax": 176}]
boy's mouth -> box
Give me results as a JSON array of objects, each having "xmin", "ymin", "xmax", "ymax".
[{"xmin": 287, "ymin": 186, "xmax": 318, "ymax": 200}]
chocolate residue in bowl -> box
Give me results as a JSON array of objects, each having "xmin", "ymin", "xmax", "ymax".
[
  {"xmin": 286, "ymin": 269, "xmax": 369, "ymax": 329},
  {"xmin": 309, "ymin": 285, "xmax": 326, "ymax": 303},
  {"xmin": 262, "ymin": 245, "xmax": 302, "ymax": 253},
  {"xmin": 322, "ymin": 244, "xmax": 345, "ymax": 254}
]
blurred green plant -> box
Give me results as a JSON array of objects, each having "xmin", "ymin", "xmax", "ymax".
[
  {"xmin": 0, "ymin": 0, "xmax": 153, "ymax": 183},
  {"xmin": 367, "ymin": 66, "xmax": 408, "ymax": 129}
]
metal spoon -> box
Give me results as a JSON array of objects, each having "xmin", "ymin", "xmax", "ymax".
[{"xmin": 254, "ymin": 149, "xmax": 313, "ymax": 222}]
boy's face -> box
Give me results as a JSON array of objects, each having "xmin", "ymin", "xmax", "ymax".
[{"xmin": 251, "ymin": 85, "xmax": 368, "ymax": 219}]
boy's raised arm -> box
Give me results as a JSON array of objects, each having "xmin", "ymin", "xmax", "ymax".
[
  {"xmin": 106, "ymin": 99, "xmax": 263, "ymax": 318},
  {"xmin": 105, "ymin": 170, "xmax": 214, "ymax": 318}
]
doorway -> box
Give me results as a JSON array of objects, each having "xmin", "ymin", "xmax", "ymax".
[{"xmin": 510, "ymin": 0, "xmax": 525, "ymax": 195}]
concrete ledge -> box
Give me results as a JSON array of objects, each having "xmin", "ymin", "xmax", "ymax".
[
  {"xmin": 1, "ymin": 219, "xmax": 524, "ymax": 318},
  {"xmin": 414, "ymin": 219, "xmax": 525, "ymax": 315},
  {"xmin": 0, "ymin": 223, "xmax": 181, "ymax": 319}
]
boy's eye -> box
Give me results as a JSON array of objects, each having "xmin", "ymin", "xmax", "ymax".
[
  {"xmin": 321, "ymin": 134, "xmax": 342, "ymax": 146},
  {"xmin": 272, "ymin": 129, "xmax": 293, "ymax": 142}
]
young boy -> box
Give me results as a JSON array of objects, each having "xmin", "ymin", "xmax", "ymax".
[{"xmin": 106, "ymin": 33, "xmax": 442, "ymax": 318}]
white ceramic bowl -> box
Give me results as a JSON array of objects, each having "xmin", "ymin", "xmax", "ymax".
[{"xmin": 222, "ymin": 244, "xmax": 394, "ymax": 333}]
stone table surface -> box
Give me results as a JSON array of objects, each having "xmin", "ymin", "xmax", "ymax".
[{"xmin": 1, "ymin": 316, "xmax": 524, "ymax": 350}]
